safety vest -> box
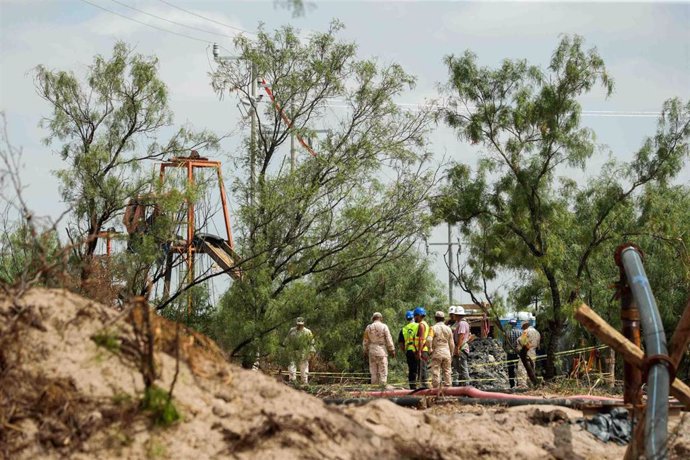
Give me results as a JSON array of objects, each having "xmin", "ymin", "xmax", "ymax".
[
  {"xmin": 414, "ymin": 320, "xmax": 430, "ymax": 352},
  {"xmin": 402, "ymin": 322, "xmax": 419, "ymax": 351}
]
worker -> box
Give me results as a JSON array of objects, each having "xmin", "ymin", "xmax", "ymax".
[
  {"xmin": 453, "ymin": 306, "xmax": 472, "ymax": 386},
  {"xmin": 448, "ymin": 306, "xmax": 460, "ymax": 383},
  {"xmin": 363, "ymin": 312, "xmax": 396, "ymax": 386},
  {"xmin": 504, "ymin": 318, "xmax": 522, "ymax": 388},
  {"xmin": 517, "ymin": 321, "xmax": 540, "ymax": 386},
  {"xmin": 446, "ymin": 306, "xmax": 457, "ymax": 327},
  {"xmin": 283, "ymin": 317, "xmax": 315, "ymax": 385},
  {"xmin": 427, "ymin": 311, "xmax": 455, "ymax": 388},
  {"xmin": 413, "ymin": 306, "xmax": 431, "ymax": 388},
  {"xmin": 399, "ymin": 310, "xmax": 420, "ymax": 389}
]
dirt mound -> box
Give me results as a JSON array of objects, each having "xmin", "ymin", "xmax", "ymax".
[{"xmin": 1, "ymin": 288, "xmax": 687, "ymax": 459}]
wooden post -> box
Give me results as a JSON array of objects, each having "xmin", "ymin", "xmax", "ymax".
[
  {"xmin": 608, "ymin": 348, "xmax": 616, "ymax": 387},
  {"xmin": 574, "ymin": 303, "xmax": 690, "ymax": 407},
  {"xmin": 615, "ymin": 244, "xmax": 643, "ymax": 405},
  {"xmin": 623, "ymin": 407, "xmax": 646, "ymax": 460}
]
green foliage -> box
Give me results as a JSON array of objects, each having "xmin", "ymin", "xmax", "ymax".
[
  {"xmin": 209, "ymin": 24, "xmax": 436, "ymax": 359},
  {"xmin": 111, "ymin": 391, "xmax": 134, "ymax": 406},
  {"xmin": 315, "ymin": 252, "xmax": 445, "ymax": 371},
  {"xmin": 141, "ymin": 385, "xmax": 180, "ymax": 427},
  {"xmin": 159, "ymin": 284, "xmax": 216, "ymax": 334},
  {"xmin": 35, "ymin": 41, "xmax": 218, "ymax": 285},
  {"xmin": 0, "ymin": 224, "xmax": 62, "ymax": 285},
  {"xmin": 208, "ymin": 250, "xmax": 443, "ymax": 369},
  {"xmin": 91, "ymin": 330, "xmax": 121, "ymax": 353},
  {"xmin": 433, "ymin": 35, "xmax": 690, "ymax": 378},
  {"xmin": 276, "ymin": 0, "xmax": 309, "ymax": 17}
]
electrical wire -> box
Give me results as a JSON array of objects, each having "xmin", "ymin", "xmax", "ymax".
[
  {"xmin": 108, "ymin": 0, "xmax": 237, "ymax": 39},
  {"xmin": 79, "ymin": 0, "xmax": 211, "ymax": 44},
  {"xmin": 157, "ymin": 0, "xmax": 254, "ymax": 35},
  {"xmin": 324, "ymin": 100, "xmax": 662, "ymax": 118},
  {"xmin": 82, "ymin": 1, "xmax": 665, "ymax": 121}
]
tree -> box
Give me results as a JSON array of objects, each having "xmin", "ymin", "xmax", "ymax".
[
  {"xmin": 35, "ymin": 42, "xmax": 218, "ymax": 289},
  {"xmin": 432, "ymin": 35, "xmax": 690, "ymax": 378},
  {"xmin": 209, "ymin": 249, "xmax": 444, "ymax": 370},
  {"xmin": 582, "ymin": 184, "xmax": 690, "ymax": 331},
  {"xmin": 209, "ymin": 23, "xmax": 436, "ymax": 359},
  {"xmin": 314, "ymin": 251, "xmax": 445, "ymax": 372}
]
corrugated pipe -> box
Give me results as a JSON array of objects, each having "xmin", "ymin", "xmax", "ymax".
[
  {"xmin": 350, "ymin": 385, "xmax": 623, "ymax": 402},
  {"xmin": 620, "ymin": 246, "xmax": 671, "ymax": 460},
  {"xmin": 324, "ymin": 396, "xmax": 623, "ymax": 409}
]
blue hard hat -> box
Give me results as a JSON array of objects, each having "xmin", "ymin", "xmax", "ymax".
[
  {"xmin": 405, "ymin": 310, "xmax": 414, "ymax": 320},
  {"xmin": 413, "ymin": 306, "xmax": 426, "ymax": 317}
]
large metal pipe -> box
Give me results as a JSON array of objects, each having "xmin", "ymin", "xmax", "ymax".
[{"xmin": 620, "ymin": 246, "xmax": 670, "ymax": 460}]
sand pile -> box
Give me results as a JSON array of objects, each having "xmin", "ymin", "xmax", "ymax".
[{"xmin": 1, "ymin": 288, "xmax": 687, "ymax": 459}]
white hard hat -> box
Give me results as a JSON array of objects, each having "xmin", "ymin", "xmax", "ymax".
[
  {"xmin": 455, "ymin": 306, "xmax": 466, "ymax": 316},
  {"xmin": 449, "ymin": 306, "xmax": 456, "ymax": 315}
]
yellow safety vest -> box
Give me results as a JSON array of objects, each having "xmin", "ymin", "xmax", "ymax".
[
  {"xmin": 415, "ymin": 320, "xmax": 430, "ymax": 352},
  {"xmin": 402, "ymin": 322, "xmax": 419, "ymax": 351}
]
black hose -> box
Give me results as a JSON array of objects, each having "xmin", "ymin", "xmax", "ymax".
[
  {"xmin": 323, "ymin": 396, "xmax": 622, "ymax": 409},
  {"xmin": 621, "ymin": 247, "xmax": 670, "ymax": 460},
  {"xmin": 324, "ymin": 397, "xmax": 421, "ymax": 407}
]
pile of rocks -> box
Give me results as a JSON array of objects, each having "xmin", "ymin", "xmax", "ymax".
[{"xmin": 468, "ymin": 338, "xmax": 509, "ymax": 390}]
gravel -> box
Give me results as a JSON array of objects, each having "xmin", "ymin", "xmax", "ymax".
[{"xmin": 468, "ymin": 338, "xmax": 509, "ymax": 390}]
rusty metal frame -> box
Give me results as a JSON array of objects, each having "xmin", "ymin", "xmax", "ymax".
[{"xmin": 159, "ymin": 156, "xmax": 237, "ymax": 314}]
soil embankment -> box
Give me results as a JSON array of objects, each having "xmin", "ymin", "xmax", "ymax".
[{"xmin": 1, "ymin": 289, "xmax": 687, "ymax": 459}]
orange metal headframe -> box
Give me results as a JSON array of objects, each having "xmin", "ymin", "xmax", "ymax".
[{"xmin": 158, "ymin": 155, "xmax": 236, "ymax": 251}]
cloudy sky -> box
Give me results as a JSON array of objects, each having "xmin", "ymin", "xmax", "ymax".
[{"xmin": 1, "ymin": 0, "xmax": 688, "ymax": 304}]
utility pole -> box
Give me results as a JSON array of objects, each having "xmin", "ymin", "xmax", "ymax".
[
  {"xmin": 426, "ymin": 222, "xmax": 461, "ymax": 305},
  {"xmin": 448, "ymin": 222, "xmax": 453, "ymax": 305},
  {"xmin": 249, "ymin": 63, "xmax": 257, "ymax": 206},
  {"xmin": 213, "ymin": 44, "xmax": 258, "ymax": 205}
]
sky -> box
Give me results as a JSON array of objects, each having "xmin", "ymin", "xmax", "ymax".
[{"xmin": 1, "ymin": 0, "xmax": 689, "ymax": 306}]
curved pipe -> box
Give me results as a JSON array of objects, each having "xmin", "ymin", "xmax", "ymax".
[
  {"xmin": 621, "ymin": 246, "xmax": 670, "ymax": 460},
  {"xmin": 351, "ymin": 386, "xmax": 623, "ymax": 402}
]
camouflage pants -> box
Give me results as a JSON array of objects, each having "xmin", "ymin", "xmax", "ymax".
[
  {"xmin": 369, "ymin": 354, "xmax": 389, "ymax": 385},
  {"xmin": 288, "ymin": 359, "xmax": 309, "ymax": 384},
  {"xmin": 431, "ymin": 354, "xmax": 452, "ymax": 388}
]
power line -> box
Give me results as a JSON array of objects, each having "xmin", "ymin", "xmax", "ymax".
[
  {"xmin": 79, "ymin": 0, "xmax": 211, "ymax": 44},
  {"xmin": 323, "ymin": 100, "xmax": 662, "ymax": 118},
  {"xmin": 157, "ymin": 0, "xmax": 253, "ymax": 35},
  {"xmin": 108, "ymin": 0, "xmax": 236, "ymax": 39}
]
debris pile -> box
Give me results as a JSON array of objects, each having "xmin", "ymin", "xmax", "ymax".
[
  {"xmin": 468, "ymin": 338, "xmax": 509, "ymax": 390},
  {"xmin": 576, "ymin": 408, "xmax": 632, "ymax": 444}
]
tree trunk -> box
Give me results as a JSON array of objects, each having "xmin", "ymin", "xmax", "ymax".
[
  {"xmin": 543, "ymin": 266, "xmax": 563, "ymax": 380},
  {"xmin": 80, "ymin": 217, "xmax": 102, "ymax": 287},
  {"xmin": 79, "ymin": 237, "xmax": 98, "ymax": 292},
  {"xmin": 543, "ymin": 318, "xmax": 563, "ymax": 379}
]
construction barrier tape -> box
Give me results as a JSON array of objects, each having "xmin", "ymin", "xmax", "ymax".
[{"xmin": 268, "ymin": 345, "xmax": 611, "ymax": 378}]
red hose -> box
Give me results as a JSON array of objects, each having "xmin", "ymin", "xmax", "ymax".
[{"xmin": 352, "ymin": 386, "xmax": 623, "ymax": 402}]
